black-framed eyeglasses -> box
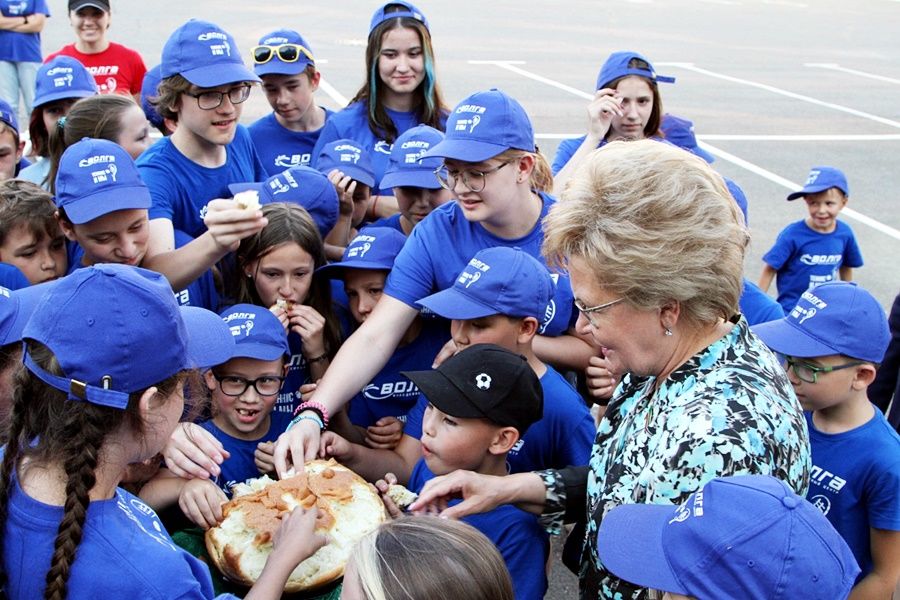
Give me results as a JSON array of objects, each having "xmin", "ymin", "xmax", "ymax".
[
  {"xmin": 251, "ymin": 44, "xmax": 314, "ymax": 65},
  {"xmin": 212, "ymin": 373, "xmax": 284, "ymax": 396},
  {"xmin": 434, "ymin": 160, "xmax": 512, "ymax": 193},
  {"xmin": 186, "ymin": 84, "xmax": 252, "ymax": 110},
  {"xmin": 784, "ymin": 356, "xmax": 865, "ymax": 384},
  {"xmin": 574, "ymin": 297, "xmax": 625, "ymax": 328}
]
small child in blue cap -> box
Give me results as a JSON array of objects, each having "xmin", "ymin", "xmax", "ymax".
[
  {"xmin": 0, "ymin": 264, "xmax": 325, "ymax": 598},
  {"xmin": 759, "ymin": 166, "xmax": 863, "ymax": 312},
  {"xmin": 372, "ymin": 124, "xmax": 451, "ymax": 235},
  {"xmin": 752, "ymin": 281, "xmax": 900, "ymax": 595},
  {"xmin": 141, "ymin": 304, "xmax": 294, "ymax": 528},
  {"xmin": 248, "ymin": 29, "xmax": 333, "ymax": 176},
  {"xmin": 597, "ymin": 474, "xmax": 861, "ymax": 600}
]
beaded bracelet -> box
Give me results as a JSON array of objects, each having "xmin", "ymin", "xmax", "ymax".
[
  {"xmin": 294, "ymin": 400, "xmax": 330, "ymax": 428},
  {"xmin": 286, "ymin": 413, "xmax": 324, "ymax": 432}
]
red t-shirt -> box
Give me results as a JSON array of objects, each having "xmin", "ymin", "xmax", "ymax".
[{"xmin": 46, "ymin": 42, "xmax": 147, "ymax": 96}]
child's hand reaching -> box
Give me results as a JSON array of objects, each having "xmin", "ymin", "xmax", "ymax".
[
  {"xmin": 374, "ymin": 472, "xmax": 404, "ymax": 519},
  {"xmin": 318, "ymin": 431, "xmax": 354, "ymax": 462},
  {"xmin": 255, "ymin": 441, "xmax": 276, "ymax": 475},
  {"xmin": 364, "ymin": 416, "xmax": 404, "ymax": 449},
  {"xmin": 247, "ymin": 507, "xmax": 328, "ymax": 599},
  {"xmin": 179, "ymin": 478, "xmax": 228, "ymax": 529}
]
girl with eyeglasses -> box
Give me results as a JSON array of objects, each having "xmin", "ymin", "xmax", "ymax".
[
  {"xmin": 272, "ymin": 88, "xmax": 595, "ymax": 474},
  {"xmin": 311, "ymin": 1, "xmax": 447, "ymax": 208},
  {"xmin": 248, "ymin": 29, "xmax": 334, "ymax": 177},
  {"xmin": 136, "ymin": 20, "xmax": 268, "ymax": 290}
]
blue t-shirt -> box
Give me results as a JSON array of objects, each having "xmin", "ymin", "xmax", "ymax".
[
  {"xmin": 248, "ymin": 109, "xmax": 334, "ymax": 177},
  {"xmin": 763, "ymin": 219, "xmax": 863, "ymax": 312},
  {"xmin": 385, "ymin": 194, "xmax": 575, "ymax": 337},
  {"xmin": 311, "ymin": 101, "xmax": 434, "ymax": 196},
  {"xmin": 3, "ymin": 475, "xmax": 235, "ymax": 600},
  {"xmin": 408, "ymin": 459, "xmax": 548, "ymax": 600},
  {"xmin": 405, "ymin": 365, "xmax": 593, "ymax": 472},
  {"xmin": 347, "ymin": 319, "xmax": 449, "ymax": 428},
  {"xmin": 739, "ymin": 278, "xmax": 785, "ymax": 326},
  {"xmin": 368, "ymin": 213, "xmax": 403, "ymax": 234},
  {"xmin": 805, "ymin": 409, "xmax": 900, "ymax": 580},
  {"xmin": 277, "ymin": 331, "xmax": 310, "ymax": 417},
  {"xmin": 137, "ymin": 125, "xmax": 267, "ymax": 238},
  {"xmin": 551, "ymin": 135, "xmax": 603, "ymax": 175},
  {"xmin": 0, "ymin": 263, "xmax": 29, "ymax": 290},
  {"xmin": 0, "ymin": 0, "xmax": 50, "ymax": 63},
  {"xmin": 199, "ymin": 410, "xmax": 293, "ymax": 496}
]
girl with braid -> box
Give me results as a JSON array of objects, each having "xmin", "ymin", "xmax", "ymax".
[{"xmin": 0, "ymin": 264, "xmax": 324, "ymax": 599}]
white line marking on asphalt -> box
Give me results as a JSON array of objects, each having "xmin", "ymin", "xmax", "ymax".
[
  {"xmin": 804, "ymin": 63, "xmax": 900, "ymax": 85},
  {"xmin": 468, "ymin": 60, "xmax": 592, "ymax": 99},
  {"xmin": 318, "ymin": 78, "xmax": 348, "ymax": 107}
]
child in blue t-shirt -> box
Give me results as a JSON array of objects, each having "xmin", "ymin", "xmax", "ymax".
[
  {"xmin": 0, "ymin": 179, "xmax": 66, "ymax": 285},
  {"xmin": 248, "ymin": 29, "xmax": 333, "ymax": 176},
  {"xmin": 754, "ymin": 282, "xmax": 900, "ymax": 596},
  {"xmin": 141, "ymin": 305, "xmax": 293, "ymax": 528},
  {"xmin": 372, "ymin": 124, "xmax": 451, "ymax": 236},
  {"xmin": 760, "ymin": 166, "xmax": 863, "ymax": 312},
  {"xmin": 317, "ymin": 227, "xmax": 448, "ymax": 445}
]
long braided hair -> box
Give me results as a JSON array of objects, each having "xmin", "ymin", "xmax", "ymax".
[{"xmin": 0, "ymin": 341, "xmax": 184, "ymax": 600}]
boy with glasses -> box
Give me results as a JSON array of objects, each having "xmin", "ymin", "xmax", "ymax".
[
  {"xmin": 137, "ymin": 19, "xmax": 267, "ymax": 265},
  {"xmin": 753, "ymin": 281, "xmax": 900, "ymax": 598},
  {"xmin": 248, "ymin": 29, "xmax": 333, "ymax": 176},
  {"xmin": 140, "ymin": 304, "xmax": 292, "ymax": 529}
]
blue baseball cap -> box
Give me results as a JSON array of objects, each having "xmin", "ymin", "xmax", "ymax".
[
  {"xmin": 423, "ymin": 89, "xmax": 535, "ymax": 163},
  {"xmin": 254, "ymin": 29, "xmax": 315, "ymax": 77},
  {"xmin": 786, "ymin": 166, "xmax": 849, "ymax": 200},
  {"xmin": 417, "ymin": 247, "xmax": 555, "ymax": 321},
  {"xmin": 314, "ymin": 139, "xmax": 376, "ymax": 188},
  {"xmin": 317, "ymin": 227, "xmax": 407, "ymax": 279},
  {"xmin": 597, "ymin": 475, "xmax": 859, "ymax": 600},
  {"xmin": 369, "ymin": 1, "xmax": 429, "ymax": 34},
  {"xmin": 220, "ymin": 304, "xmax": 290, "ymax": 362},
  {"xmin": 22, "ymin": 265, "xmax": 235, "ymax": 410},
  {"xmin": 0, "ymin": 97, "xmax": 18, "ymax": 136},
  {"xmin": 380, "ymin": 125, "xmax": 445, "ymax": 190},
  {"xmin": 33, "ymin": 56, "xmax": 97, "ymax": 109},
  {"xmin": 55, "ymin": 138, "xmax": 151, "ymax": 225},
  {"xmin": 0, "ymin": 281, "xmax": 57, "ymax": 346},
  {"xmin": 228, "ymin": 166, "xmax": 339, "ymax": 238},
  {"xmin": 161, "ymin": 19, "xmax": 260, "ymax": 87},
  {"xmin": 752, "ymin": 281, "xmax": 889, "ymax": 363},
  {"xmin": 725, "ymin": 178, "xmax": 748, "ymax": 225},
  {"xmin": 140, "ymin": 64, "xmax": 164, "ymax": 129},
  {"xmin": 661, "ymin": 114, "xmax": 714, "ymax": 163},
  {"xmin": 596, "ymin": 50, "xmax": 675, "ymax": 91}
]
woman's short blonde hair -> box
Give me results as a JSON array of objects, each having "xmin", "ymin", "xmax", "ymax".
[
  {"xmin": 352, "ymin": 516, "xmax": 513, "ymax": 600},
  {"xmin": 542, "ymin": 140, "xmax": 748, "ymax": 326}
]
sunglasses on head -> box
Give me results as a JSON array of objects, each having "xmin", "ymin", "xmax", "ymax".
[{"xmin": 251, "ymin": 44, "xmax": 314, "ymax": 65}]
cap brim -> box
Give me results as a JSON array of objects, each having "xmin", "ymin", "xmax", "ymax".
[
  {"xmin": 422, "ymin": 139, "xmax": 507, "ymax": 163},
  {"xmin": 417, "ymin": 288, "xmax": 500, "ymax": 320},
  {"xmin": 180, "ymin": 63, "xmax": 261, "ymax": 88},
  {"xmin": 380, "ymin": 168, "xmax": 442, "ymax": 190},
  {"xmin": 232, "ymin": 341, "xmax": 288, "ymax": 362},
  {"xmin": 62, "ymin": 185, "xmax": 152, "ymax": 225},
  {"xmin": 597, "ymin": 503, "xmax": 690, "ymax": 595},
  {"xmin": 751, "ymin": 318, "xmax": 838, "ymax": 358},
  {"xmin": 255, "ymin": 59, "xmax": 314, "ymax": 77},
  {"xmin": 4, "ymin": 281, "xmax": 59, "ymax": 345},
  {"xmin": 316, "ymin": 260, "xmax": 392, "ymax": 279},
  {"xmin": 33, "ymin": 89, "xmax": 95, "ymax": 109},
  {"xmin": 402, "ymin": 369, "xmax": 485, "ymax": 420},
  {"xmin": 180, "ymin": 306, "xmax": 235, "ymax": 369},
  {"xmin": 321, "ymin": 165, "xmax": 375, "ymax": 188},
  {"xmin": 227, "ymin": 181, "xmax": 264, "ymax": 197},
  {"xmin": 786, "ymin": 184, "xmax": 834, "ymax": 200}
]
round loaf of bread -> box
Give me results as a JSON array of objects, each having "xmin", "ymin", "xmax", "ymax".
[{"xmin": 205, "ymin": 459, "xmax": 386, "ymax": 593}]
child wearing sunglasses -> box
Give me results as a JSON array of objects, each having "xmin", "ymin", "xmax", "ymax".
[
  {"xmin": 248, "ymin": 29, "xmax": 333, "ymax": 177},
  {"xmin": 753, "ymin": 282, "xmax": 900, "ymax": 598},
  {"xmin": 140, "ymin": 304, "xmax": 293, "ymax": 529},
  {"xmin": 136, "ymin": 19, "xmax": 268, "ymax": 287}
]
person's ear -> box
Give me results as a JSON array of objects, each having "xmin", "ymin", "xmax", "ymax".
[
  {"xmin": 16, "ymin": 140, "xmax": 24, "ymax": 162},
  {"xmin": 518, "ymin": 316, "xmax": 539, "ymax": 344},
  {"xmin": 659, "ymin": 299, "xmax": 681, "ymax": 333},
  {"xmin": 137, "ymin": 385, "xmax": 162, "ymax": 421},
  {"xmin": 307, "ymin": 70, "xmax": 321, "ymax": 91},
  {"xmin": 203, "ymin": 369, "xmax": 217, "ymax": 391},
  {"xmin": 851, "ymin": 363, "xmax": 877, "ymax": 390},
  {"xmin": 514, "ymin": 153, "xmax": 535, "ymax": 184},
  {"xmin": 56, "ymin": 211, "xmax": 78, "ymax": 241},
  {"xmin": 488, "ymin": 426, "xmax": 519, "ymax": 455}
]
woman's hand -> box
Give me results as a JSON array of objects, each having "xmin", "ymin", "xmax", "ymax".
[
  {"xmin": 274, "ymin": 418, "xmax": 322, "ymax": 476},
  {"xmin": 268, "ymin": 303, "xmax": 290, "ymax": 330},
  {"xmin": 179, "ymin": 478, "xmax": 228, "ymax": 529},
  {"xmin": 203, "ymin": 198, "xmax": 268, "ymax": 253},
  {"xmin": 409, "ymin": 470, "xmax": 509, "ymax": 519},
  {"xmin": 162, "ymin": 422, "xmax": 230, "ymax": 480},
  {"xmin": 365, "ymin": 417, "xmax": 404, "ymax": 450}
]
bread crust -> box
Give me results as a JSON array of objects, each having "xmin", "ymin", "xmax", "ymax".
[{"xmin": 205, "ymin": 459, "xmax": 386, "ymax": 592}]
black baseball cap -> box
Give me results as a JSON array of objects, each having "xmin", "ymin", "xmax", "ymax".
[
  {"xmin": 69, "ymin": 0, "xmax": 110, "ymax": 12},
  {"xmin": 403, "ymin": 344, "xmax": 543, "ymax": 436}
]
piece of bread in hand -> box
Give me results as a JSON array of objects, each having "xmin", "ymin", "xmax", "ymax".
[
  {"xmin": 273, "ymin": 298, "xmax": 295, "ymax": 312},
  {"xmin": 206, "ymin": 459, "xmax": 386, "ymax": 593},
  {"xmin": 385, "ymin": 483, "xmax": 418, "ymax": 510},
  {"xmin": 234, "ymin": 190, "xmax": 261, "ymax": 211}
]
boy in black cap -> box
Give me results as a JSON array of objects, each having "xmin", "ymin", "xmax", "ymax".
[{"xmin": 324, "ymin": 344, "xmax": 549, "ymax": 599}]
